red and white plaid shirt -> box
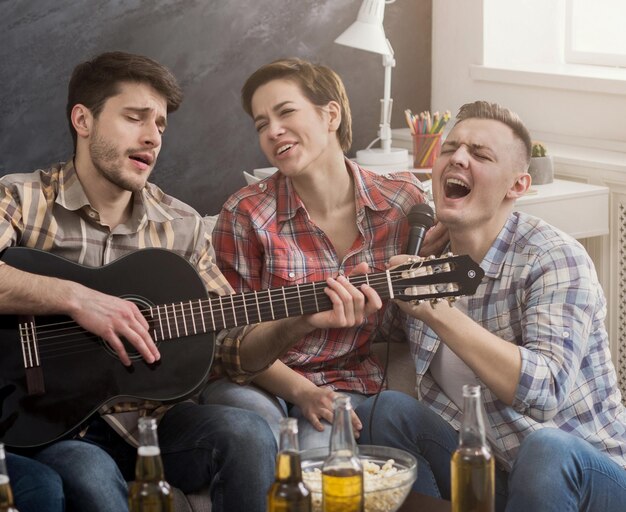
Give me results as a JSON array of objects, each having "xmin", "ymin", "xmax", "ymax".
[{"xmin": 213, "ymin": 159, "xmax": 426, "ymax": 394}]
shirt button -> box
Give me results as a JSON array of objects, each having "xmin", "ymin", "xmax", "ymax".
[
  {"xmin": 563, "ymin": 331, "xmax": 570, "ymax": 338},
  {"xmin": 288, "ymin": 272, "xmax": 295, "ymax": 278},
  {"xmin": 259, "ymin": 183, "xmax": 267, "ymax": 191},
  {"xmin": 88, "ymin": 212, "xmax": 96, "ymax": 218},
  {"xmin": 338, "ymin": 269, "xmax": 345, "ymax": 275}
]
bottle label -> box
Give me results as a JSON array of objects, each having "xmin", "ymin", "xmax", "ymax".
[{"xmin": 138, "ymin": 446, "xmax": 161, "ymax": 456}]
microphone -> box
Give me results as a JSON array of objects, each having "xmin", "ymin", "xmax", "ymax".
[{"xmin": 406, "ymin": 203, "xmax": 435, "ymax": 255}]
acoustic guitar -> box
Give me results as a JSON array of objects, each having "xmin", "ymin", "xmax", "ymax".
[{"xmin": 0, "ymin": 247, "xmax": 484, "ymax": 448}]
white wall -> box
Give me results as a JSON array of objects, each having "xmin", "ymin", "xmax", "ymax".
[{"xmin": 431, "ymin": 0, "xmax": 626, "ymax": 153}]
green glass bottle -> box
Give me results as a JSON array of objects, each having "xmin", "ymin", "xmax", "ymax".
[
  {"xmin": 128, "ymin": 417, "xmax": 173, "ymax": 512},
  {"xmin": 451, "ymin": 384, "xmax": 495, "ymax": 512},
  {"xmin": 0, "ymin": 444, "xmax": 18, "ymax": 512},
  {"xmin": 322, "ymin": 395, "xmax": 364, "ymax": 512},
  {"xmin": 267, "ymin": 417, "xmax": 312, "ymax": 511}
]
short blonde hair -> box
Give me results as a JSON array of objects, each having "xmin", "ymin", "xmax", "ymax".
[{"xmin": 241, "ymin": 58, "xmax": 352, "ymax": 153}]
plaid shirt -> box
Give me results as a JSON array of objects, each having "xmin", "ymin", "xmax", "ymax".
[
  {"xmin": 0, "ymin": 160, "xmax": 255, "ymax": 446},
  {"xmin": 213, "ymin": 159, "xmax": 426, "ymax": 394},
  {"xmin": 398, "ymin": 211, "xmax": 626, "ymax": 470}
]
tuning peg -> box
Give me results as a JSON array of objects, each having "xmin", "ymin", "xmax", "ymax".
[
  {"xmin": 447, "ymin": 297, "xmax": 456, "ymax": 307},
  {"xmin": 429, "ymin": 298, "xmax": 441, "ymax": 308},
  {"xmin": 410, "ymin": 299, "xmax": 422, "ymax": 306},
  {"xmin": 445, "ymin": 251, "xmax": 454, "ymax": 257}
]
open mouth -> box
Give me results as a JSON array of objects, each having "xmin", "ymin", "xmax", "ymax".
[
  {"xmin": 444, "ymin": 178, "xmax": 471, "ymax": 198},
  {"xmin": 276, "ymin": 143, "xmax": 294, "ymax": 156},
  {"xmin": 129, "ymin": 154, "xmax": 152, "ymax": 166}
]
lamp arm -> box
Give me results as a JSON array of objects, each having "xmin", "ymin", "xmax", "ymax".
[{"xmin": 379, "ymin": 51, "xmax": 395, "ymax": 152}]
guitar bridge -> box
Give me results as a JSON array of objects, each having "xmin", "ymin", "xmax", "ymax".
[{"xmin": 19, "ymin": 316, "xmax": 45, "ymax": 395}]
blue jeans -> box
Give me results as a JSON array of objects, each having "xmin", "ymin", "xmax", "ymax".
[
  {"xmin": 6, "ymin": 452, "xmax": 64, "ymax": 512},
  {"xmin": 202, "ymin": 377, "xmax": 369, "ymax": 450},
  {"xmin": 34, "ymin": 402, "xmax": 277, "ymax": 512},
  {"xmin": 356, "ymin": 390, "xmax": 626, "ymax": 512}
]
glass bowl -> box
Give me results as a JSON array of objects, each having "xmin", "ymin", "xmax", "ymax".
[{"xmin": 300, "ymin": 444, "xmax": 417, "ymax": 512}]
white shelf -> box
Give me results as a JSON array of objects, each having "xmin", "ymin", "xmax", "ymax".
[{"xmin": 515, "ymin": 180, "xmax": 609, "ymax": 239}]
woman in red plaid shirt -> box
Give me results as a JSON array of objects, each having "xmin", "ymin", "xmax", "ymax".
[{"xmin": 203, "ymin": 58, "xmax": 445, "ymax": 449}]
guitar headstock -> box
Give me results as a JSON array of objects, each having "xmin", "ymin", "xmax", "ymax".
[{"xmin": 390, "ymin": 253, "xmax": 484, "ymax": 306}]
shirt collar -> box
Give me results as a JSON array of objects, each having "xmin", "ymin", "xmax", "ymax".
[
  {"xmin": 275, "ymin": 157, "xmax": 398, "ymax": 224},
  {"xmin": 480, "ymin": 212, "xmax": 518, "ymax": 279},
  {"xmin": 54, "ymin": 159, "xmax": 183, "ymax": 231}
]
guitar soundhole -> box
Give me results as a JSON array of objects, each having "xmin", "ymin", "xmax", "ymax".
[{"xmin": 101, "ymin": 295, "xmax": 156, "ymax": 362}]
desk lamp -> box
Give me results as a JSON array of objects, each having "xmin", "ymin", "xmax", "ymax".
[{"xmin": 335, "ymin": 0, "xmax": 409, "ymax": 168}]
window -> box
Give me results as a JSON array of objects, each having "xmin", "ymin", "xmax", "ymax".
[{"xmin": 565, "ymin": 0, "xmax": 626, "ymax": 68}]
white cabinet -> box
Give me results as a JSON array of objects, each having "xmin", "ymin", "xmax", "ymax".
[{"xmin": 549, "ymin": 146, "xmax": 626, "ymax": 399}]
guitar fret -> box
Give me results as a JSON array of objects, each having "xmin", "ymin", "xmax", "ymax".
[
  {"xmin": 149, "ymin": 306, "xmax": 157, "ymax": 341},
  {"xmin": 156, "ymin": 305, "xmax": 165, "ymax": 341},
  {"xmin": 296, "ymin": 284, "xmax": 303, "ymax": 315},
  {"xmin": 173, "ymin": 303, "xmax": 181, "ymax": 338},
  {"xmin": 242, "ymin": 294, "xmax": 249, "ymax": 325},
  {"xmin": 282, "ymin": 287, "xmax": 288, "ymax": 317},
  {"xmin": 229, "ymin": 295, "xmax": 237, "ymax": 327},
  {"xmin": 219, "ymin": 295, "xmax": 227, "ymax": 329},
  {"xmin": 208, "ymin": 298, "xmax": 216, "ymax": 331},
  {"xmin": 254, "ymin": 290, "xmax": 262, "ymax": 322},
  {"xmin": 386, "ymin": 268, "xmax": 395, "ymax": 299},
  {"xmin": 180, "ymin": 302, "xmax": 188, "ymax": 336},
  {"xmin": 189, "ymin": 300, "xmax": 197, "ymax": 334},
  {"xmin": 31, "ymin": 322, "xmax": 40, "ymax": 366},
  {"xmin": 199, "ymin": 299, "xmax": 208, "ymax": 333},
  {"xmin": 268, "ymin": 289, "xmax": 275, "ymax": 320},
  {"xmin": 165, "ymin": 304, "xmax": 173, "ymax": 339},
  {"xmin": 312, "ymin": 282, "xmax": 319, "ymax": 312}
]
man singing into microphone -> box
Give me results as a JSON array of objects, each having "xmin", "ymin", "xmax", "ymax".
[{"xmin": 356, "ymin": 101, "xmax": 626, "ymax": 511}]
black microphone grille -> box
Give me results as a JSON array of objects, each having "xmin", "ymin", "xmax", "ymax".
[{"xmin": 407, "ymin": 203, "xmax": 435, "ymax": 229}]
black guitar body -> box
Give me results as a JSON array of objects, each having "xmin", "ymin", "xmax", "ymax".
[{"xmin": 0, "ymin": 247, "xmax": 214, "ymax": 448}]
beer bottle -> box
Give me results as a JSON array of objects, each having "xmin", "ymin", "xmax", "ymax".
[
  {"xmin": 322, "ymin": 395, "xmax": 364, "ymax": 512},
  {"xmin": 267, "ymin": 417, "xmax": 312, "ymax": 512},
  {"xmin": 451, "ymin": 384, "xmax": 495, "ymax": 512},
  {"xmin": 128, "ymin": 417, "xmax": 173, "ymax": 512},
  {"xmin": 0, "ymin": 444, "xmax": 18, "ymax": 512}
]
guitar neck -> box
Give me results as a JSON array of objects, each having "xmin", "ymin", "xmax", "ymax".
[
  {"xmin": 148, "ymin": 273, "xmax": 389, "ymax": 341},
  {"xmin": 146, "ymin": 253, "xmax": 483, "ymax": 342}
]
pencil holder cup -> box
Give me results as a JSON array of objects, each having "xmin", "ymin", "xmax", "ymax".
[{"xmin": 412, "ymin": 133, "xmax": 442, "ymax": 169}]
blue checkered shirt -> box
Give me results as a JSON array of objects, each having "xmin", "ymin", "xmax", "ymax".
[{"xmin": 399, "ymin": 211, "xmax": 626, "ymax": 471}]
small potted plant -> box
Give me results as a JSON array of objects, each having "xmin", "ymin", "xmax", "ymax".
[{"xmin": 528, "ymin": 142, "xmax": 554, "ymax": 185}]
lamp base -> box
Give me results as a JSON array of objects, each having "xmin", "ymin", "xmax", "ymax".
[{"xmin": 355, "ymin": 147, "xmax": 410, "ymax": 171}]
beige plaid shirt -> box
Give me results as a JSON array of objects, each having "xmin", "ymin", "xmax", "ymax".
[{"xmin": 0, "ymin": 160, "xmax": 260, "ymax": 446}]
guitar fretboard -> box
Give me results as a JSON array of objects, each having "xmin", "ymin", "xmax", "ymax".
[{"xmin": 147, "ymin": 273, "xmax": 389, "ymax": 341}]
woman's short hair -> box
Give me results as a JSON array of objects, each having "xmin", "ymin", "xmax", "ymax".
[{"xmin": 241, "ymin": 58, "xmax": 352, "ymax": 153}]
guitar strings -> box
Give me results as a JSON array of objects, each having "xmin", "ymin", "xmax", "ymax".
[
  {"xmin": 24, "ymin": 265, "xmax": 455, "ymax": 360},
  {"xmin": 29, "ymin": 268, "xmax": 453, "ymax": 358}
]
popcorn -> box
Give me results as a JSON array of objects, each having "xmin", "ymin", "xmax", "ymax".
[{"xmin": 302, "ymin": 458, "xmax": 413, "ymax": 512}]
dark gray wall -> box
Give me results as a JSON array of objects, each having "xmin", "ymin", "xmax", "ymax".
[{"xmin": 0, "ymin": 0, "xmax": 431, "ymax": 215}]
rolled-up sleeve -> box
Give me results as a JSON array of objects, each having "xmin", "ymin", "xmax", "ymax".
[{"xmin": 512, "ymin": 243, "xmax": 598, "ymax": 420}]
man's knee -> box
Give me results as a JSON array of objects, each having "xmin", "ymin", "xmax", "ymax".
[{"xmin": 518, "ymin": 428, "xmax": 577, "ymax": 463}]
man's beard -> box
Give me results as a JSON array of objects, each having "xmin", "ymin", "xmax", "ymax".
[{"xmin": 89, "ymin": 133, "xmax": 147, "ymax": 193}]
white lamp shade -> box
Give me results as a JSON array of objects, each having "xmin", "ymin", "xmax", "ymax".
[{"xmin": 334, "ymin": 0, "xmax": 391, "ymax": 55}]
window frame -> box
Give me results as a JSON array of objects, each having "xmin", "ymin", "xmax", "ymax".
[{"xmin": 565, "ymin": 0, "xmax": 626, "ymax": 68}]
